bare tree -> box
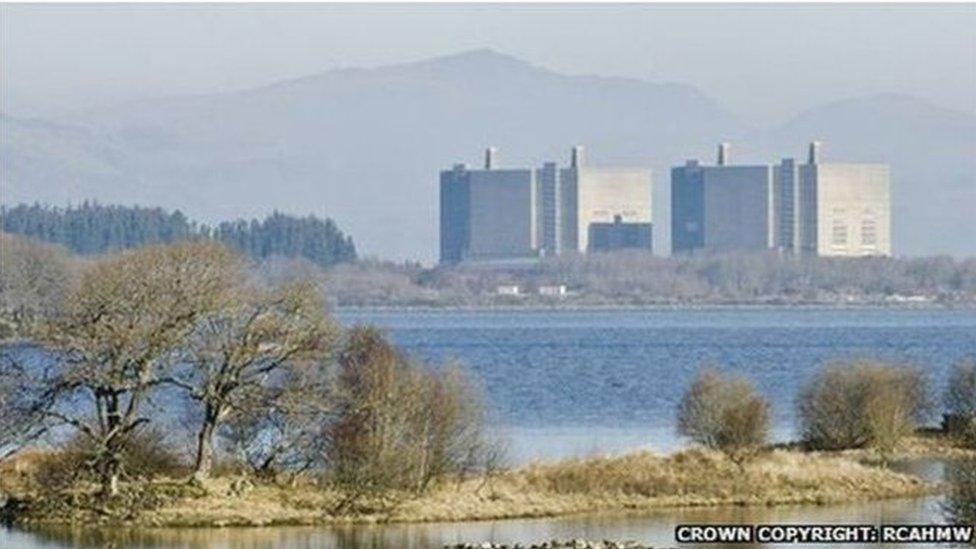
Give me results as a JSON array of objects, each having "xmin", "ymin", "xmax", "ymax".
[
  {"xmin": 171, "ymin": 280, "xmax": 337, "ymax": 481},
  {"xmin": 327, "ymin": 327, "xmax": 495, "ymax": 505},
  {"xmin": 327, "ymin": 326, "xmax": 417, "ymax": 501},
  {"xmin": 411, "ymin": 364, "xmax": 490, "ymax": 493},
  {"xmin": 40, "ymin": 242, "xmax": 238, "ymax": 497},
  {"xmin": 0, "ymin": 234, "xmax": 76, "ymax": 340},
  {"xmin": 218, "ymin": 371, "xmax": 332, "ymax": 482},
  {"xmin": 0, "ymin": 348, "xmax": 51, "ymax": 461},
  {"xmin": 865, "ymin": 380, "xmax": 914, "ymax": 466}
]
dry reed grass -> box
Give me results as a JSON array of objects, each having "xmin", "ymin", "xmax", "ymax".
[{"xmin": 4, "ymin": 444, "xmax": 945, "ymax": 527}]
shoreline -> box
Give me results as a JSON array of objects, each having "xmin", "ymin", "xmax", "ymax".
[
  {"xmin": 332, "ymin": 302, "xmax": 976, "ymax": 313},
  {"xmin": 6, "ymin": 436, "xmax": 970, "ymax": 530}
]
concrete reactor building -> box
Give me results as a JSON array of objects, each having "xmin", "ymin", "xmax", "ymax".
[
  {"xmin": 671, "ymin": 142, "xmax": 891, "ymax": 257},
  {"xmin": 440, "ymin": 147, "xmax": 652, "ymax": 263}
]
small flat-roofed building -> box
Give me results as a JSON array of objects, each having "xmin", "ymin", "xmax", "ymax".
[
  {"xmin": 588, "ymin": 215, "xmax": 653, "ymax": 252},
  {"xmin": 495, "ymin": 284, "xmax": 521, "ymax": 296},
  {"xmin": 538, "ymin": 284, "xmax": 568, "ymax": 296}
]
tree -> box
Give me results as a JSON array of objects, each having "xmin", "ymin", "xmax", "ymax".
[
  {"xmin": 0, "ymin": 234, "xmax": 75, "ymax": 340},
  {"xmin": 865, "ymin": 379, "xmax": 915, "ymax": 466},
  {"xmin": 0, "ymin": 347, "xmax": 51, "ymax": 461},
  {"xmin": 40, "ymin": 242, "xmax": 238, "ymax": 497},
  {"xmin": 218, "ymin": 361, "xmax": 333, "ymax": 480},
  {"xmin": 327, "ymin": 326, "xmax": 418, "ymax": 498},
  {"xmin": 1, "ymin": 203, "xmax": 357, "ymax": 267},
  {"xmin": 945, "ymin": 358, "xmax": 976, "ymax": 447},
  {"xmin": 327, "ymin": 327, "xmax": 494, "ymax": 503},
  {"xmin": 677, "ymin": 368, "xmax": 770, "ymax": 467},
  {"xmin": 171, "ymin": 280, "xmax": 338, "ymax": 480}
]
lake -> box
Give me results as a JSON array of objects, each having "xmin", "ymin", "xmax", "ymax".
[
  {"xmin": 4, "ymin": 307, "xmax": 975, "ymax": 548},
  {"xmin": 339, "ymin": 307, "xmax": 976, "ymax": 462}
]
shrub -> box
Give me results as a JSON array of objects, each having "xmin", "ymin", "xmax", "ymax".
[
  {"xmin": 31, "ymin": 428, "xmax": 185, "ymax": 493},
  {"xmin": 798, "ymin": 360, "xmax": 930, "ymax": 455},
  {"xmin": 677, "ymin": 369, "xmax": 770, "ymax": 466},
  {"xmin": 943, "ymin": 459, "xmax": 976, "ymax": 542},
  {"xmin": 326, "ymin": 327, "xmax": 496, "ymax": 501},
  {"xmin": 944, "ymin": 358, "xmax": 976, "ymax": 448}
]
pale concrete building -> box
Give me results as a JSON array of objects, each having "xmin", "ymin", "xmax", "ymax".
[
  {"xmin": 777, "ymin": 142, "xmax": 892, "ymax": 257},
  {"xmin": 440, "ymin": 147, "xmax": 652, "ymax": 263},
  {"xmin": 672, "ymin": 142, "xmax": 891, "ymax": 257},
  {"xmin": 563, "ymin": 149, "xmax": 653, "ymax": 253},
  {"xmin": 538, "ymin": 284, "xmax": 568, "ymax": 296},
  {"xmin": 495, "ymin": 284, "xmax": 522, "ymax": 296}
]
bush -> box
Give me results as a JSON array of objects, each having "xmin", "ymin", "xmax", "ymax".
[
  {"xmin": 798, "ymin": 360, "xmax": 931, "ymax": 456},
  {"xmin": 677, "ymin": 369, "xmax": 770, "ymax": 465},
  {"xmin": 944, "ymin": 358, "xmax": 976, "ymax": 448},
  {"xmin": 326, "ymin": 327, "xmax": 496, "ymax": 500},
  {"xmin": 31, "ymin": 428, "xmax": 185, "ymax": 493},
  {"xmin": 943, "ymin": 459, "xmax": 976, "ymax": 542}
]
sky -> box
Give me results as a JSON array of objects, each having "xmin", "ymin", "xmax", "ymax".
[{"xmin": 2, "ymin": 3, "xmax": 975, "ymax": 126}]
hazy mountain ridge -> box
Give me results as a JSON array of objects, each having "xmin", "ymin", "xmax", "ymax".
[{"xmin": 2, "ymin": 50, "xmax": 973, "ymax": 260}]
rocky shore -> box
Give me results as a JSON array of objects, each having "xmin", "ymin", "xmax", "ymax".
[{"xmin": 446, "ymin": 541, "xmax": 650, "ymax": 549}]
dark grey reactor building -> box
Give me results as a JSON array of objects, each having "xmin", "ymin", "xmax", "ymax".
[
  {"xmin": 672, "ymin": 142, "xmax": 891, "ymax": 257},
  {"xmin": 440, "ymin": 147, "xmax": 653, "ymax": 263}
]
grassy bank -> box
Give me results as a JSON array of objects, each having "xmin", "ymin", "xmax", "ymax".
[{"xmin": 4, "ymin": 443, "xmax": 951, "ymax": 528}]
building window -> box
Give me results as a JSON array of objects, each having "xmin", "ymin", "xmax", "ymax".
[
  {"xmin": 831, "ymin": 209, "xmax": 847, "ymax": 247},
  {"xmin": 861, "ymin": 215, "xmax": 877, "ymax": 248}
]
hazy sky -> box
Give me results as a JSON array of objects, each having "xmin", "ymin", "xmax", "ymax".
[{"xmin": 2, "ymin": 3, "xmax": 974, "ymax": 125}]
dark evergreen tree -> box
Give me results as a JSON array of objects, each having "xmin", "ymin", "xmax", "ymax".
[{"xmin": 1, "ymin": 203, "xmax": 356, "ymax": 267}]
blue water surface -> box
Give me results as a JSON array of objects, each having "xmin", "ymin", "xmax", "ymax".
[{"xmin": 337, "ymin": 308, "xmax": 976, "ymax": 459}]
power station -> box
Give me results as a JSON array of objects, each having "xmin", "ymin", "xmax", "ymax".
[
  {"xmin": 672, "ymin": 142, "xmax": 891, "ymax": 257},
  {"xmin": 440, "ymin": 141, "xmax": 890, "ymax": 264},
  {"xmin": 440, "ymin": 147, "xmax": 653, "ymax": 263}
]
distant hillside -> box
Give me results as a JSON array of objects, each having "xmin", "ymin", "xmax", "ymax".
[
  {"xmin": 1, "ymin": 203, "xmax": 356, "ymax": 267},
  {"xmin": 0, "ymin": 50, "xmax": 748, "ymax": 261},
  {"xmin": 2, "ymin": 50, "xmax": 973, "ymax": 260}
]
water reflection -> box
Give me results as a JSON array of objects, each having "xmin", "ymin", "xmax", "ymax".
[
  {"xmin": 4, "ymin": 459, "xmax": 966, "ymax": 548},
  {"xmin": 10, "ymin": 495, "xmax": 945, "ymax": 549}
]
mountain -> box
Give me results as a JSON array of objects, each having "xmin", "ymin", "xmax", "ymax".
[
  {"xmin": 2, "ymin": 50, "xmax": 974, "ymax": 260},
  {"xmin": 1, "ymin": 50, "xmax": 748, "ymax": 261}
]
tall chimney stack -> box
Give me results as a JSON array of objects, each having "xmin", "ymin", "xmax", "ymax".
[
  {"xmin": 484, "ymin": 147, "xmax": 497, "ymax": 170},
  {"xmin": 808, "ymin": 141, "xmax": 822, "ymax": 164},
  {"xmin": 571, "ymin": 145, "xmax": 584, "ymax": 169},
  {"xmin": 717, "ymin": 142, "xmax": 731, "ymax": 166}
]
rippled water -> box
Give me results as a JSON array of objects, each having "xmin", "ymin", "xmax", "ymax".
[
  {"xmin": 338, "ymin": 308, "xmax": 976, "ymax": 461},
  {"xmin": 4, "ymin": 308, "xmax": 975, "ymax": 548}
]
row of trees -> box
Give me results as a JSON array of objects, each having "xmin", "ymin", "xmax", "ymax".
[
  {"xmin": 1, "ymin": 203, "xmax": 357, "ymax": 268},
  {"xmin": 677, "ymin": 358, "xmax": 976, "ymax": 466},
  {"xmin": 0, "ymin": 236, "xmax": 491, "ymax": 502},
  {"xmin": 325, "ymin": 251, "xmax": 976, "ymax": 306}
]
